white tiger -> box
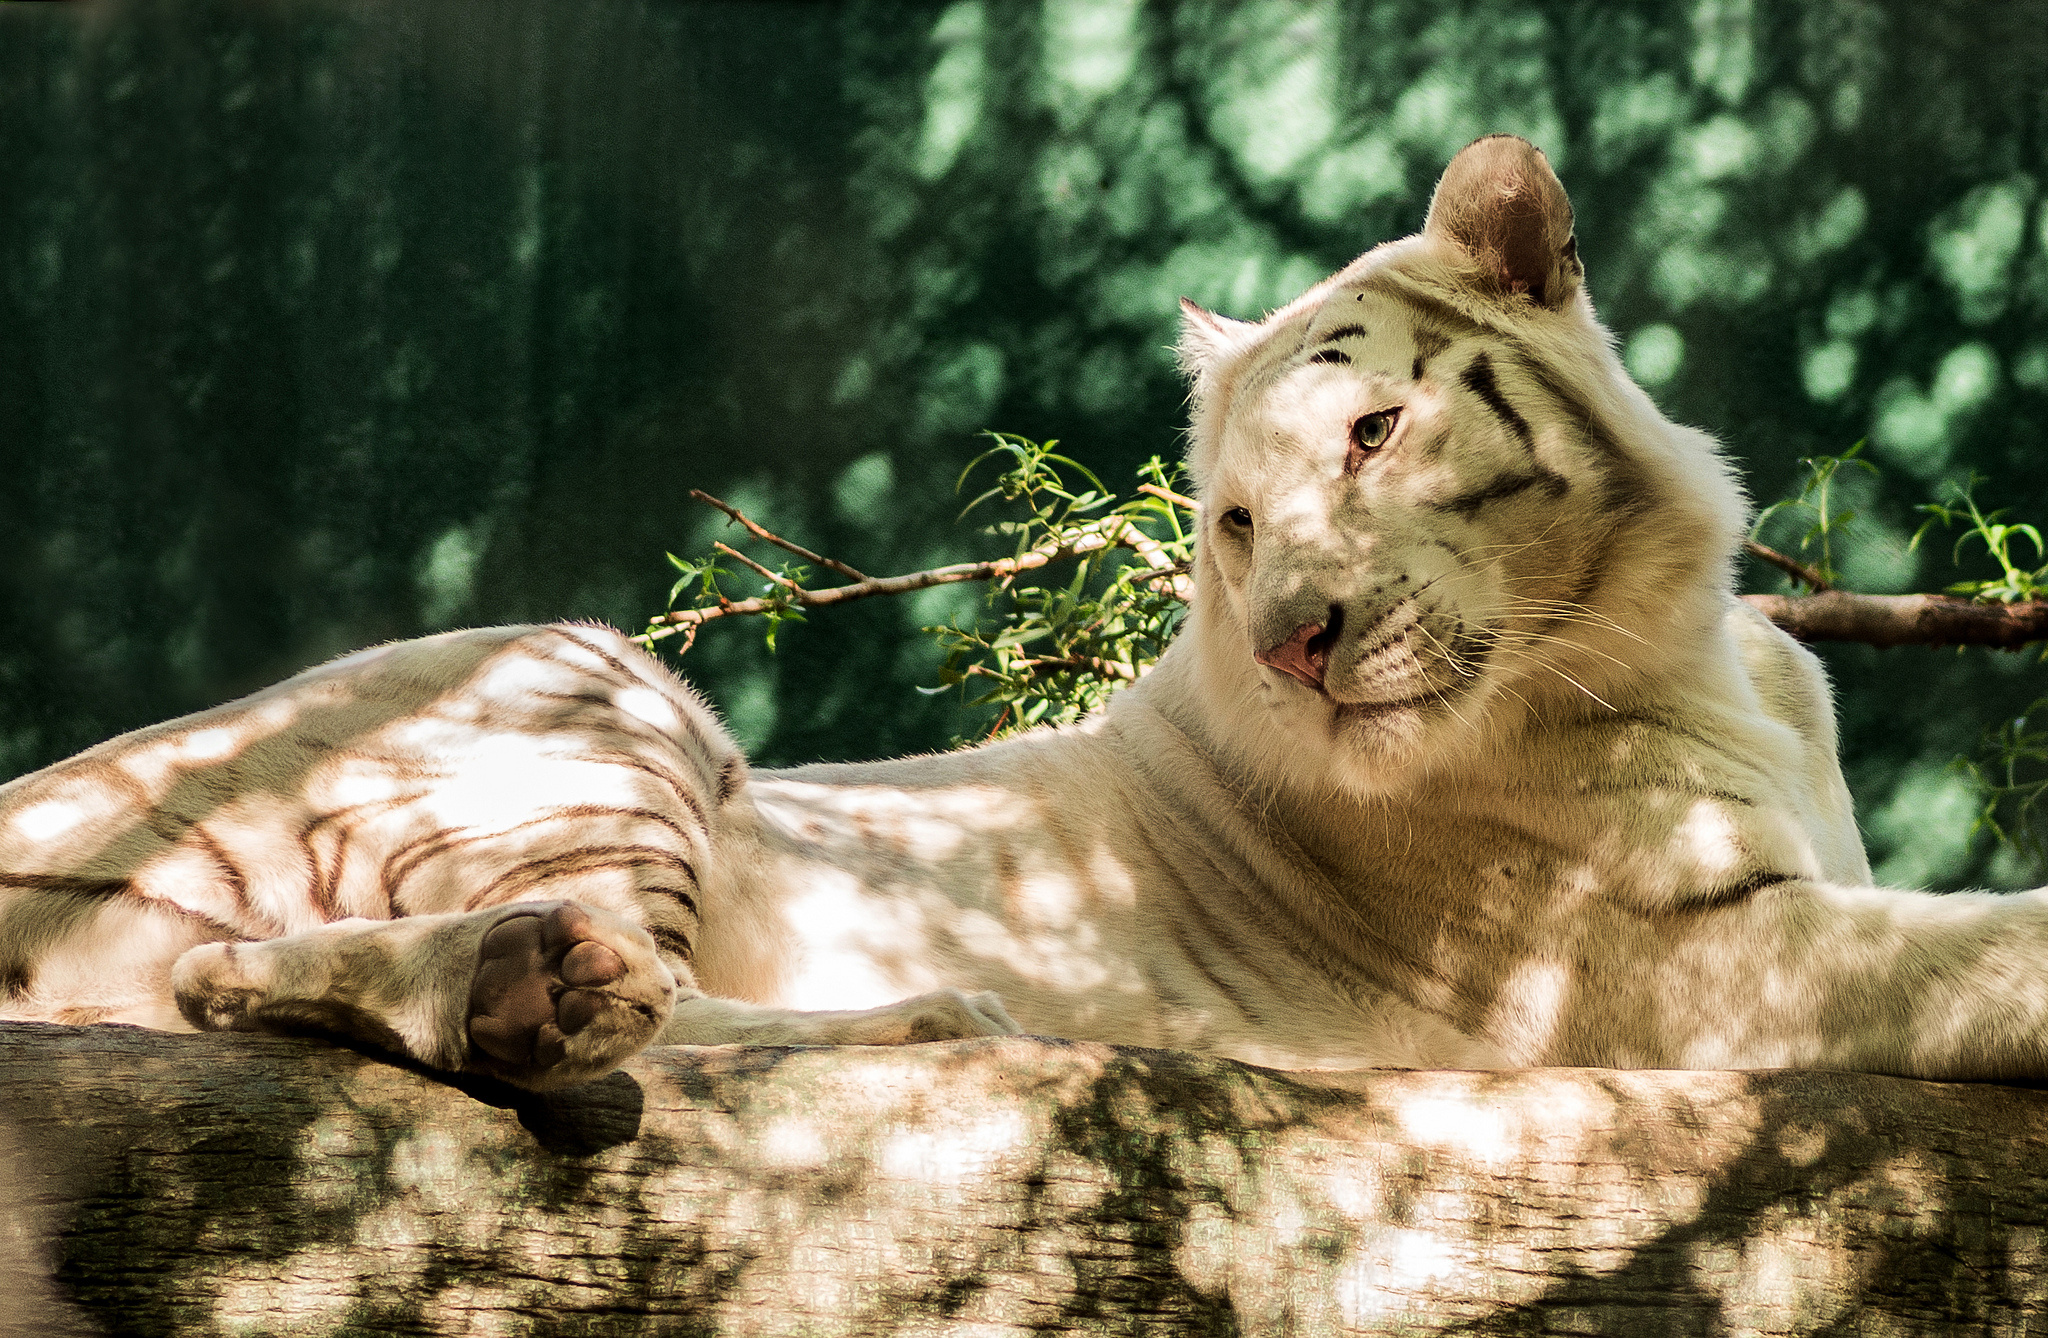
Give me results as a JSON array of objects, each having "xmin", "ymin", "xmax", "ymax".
[{"xmin": 4, "ymin": 135, "xmax": 2046, "ymax": 1090}]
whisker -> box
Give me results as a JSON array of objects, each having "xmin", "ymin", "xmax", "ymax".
[
  {"xmin": 1476, "ymin": 625, "xmax": 1636, "ymax": 676},
  {"xmin": 1535, "ymin": 661, "xmax": 1618, "ymax": 712},
  {"xmin": 1493, "ymin": 596, "xmax": 1651, "ymax": 648}
]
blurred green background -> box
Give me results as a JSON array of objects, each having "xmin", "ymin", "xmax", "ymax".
[{"xmin": 3, "ymin": 0, "xmax": 2047, "ymax": 888}]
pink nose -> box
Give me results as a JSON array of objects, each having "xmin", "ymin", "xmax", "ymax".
[{"xmin": 1255, "ymin": 622, "xmax": 1328, "ymax": 688}]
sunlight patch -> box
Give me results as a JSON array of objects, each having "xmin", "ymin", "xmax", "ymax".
[
  {"xmin": 1789, "ymin": 186, "xmax": 1865, "ymax": 264},
  {"xmin": 833, "ymin": 452, "xmax": 895, "ymax": 523},
  {"xmin": 178, "ymin": 727, "xmax": 237, "ymax": 761},
  {"xmin": 418, "ymin": 524, "xmax": 481, "ymax": 629},
  {"xmin": 12, "ymin": 800, "xmax": 83, "ymax": 843},
  {"xmin": 879, "ymin": 1107, "xmax": 1031, "ymax": 1183},
  {"xmin": 1392, "ymin": 1095, "xmax": 1514, "ymax": 1165},
  {"xmin": 1690, "ymin": 0, "xmax": 1755, "ymax": 104},
  {"xmin": 916, "ymin": 2, "xmax": 985, "ymax": 181},
  {"xmin": 1625, "ymin": 324, "xmax": 1685, "ymax": 387},
  {"xmin": 614, "ymin": 686, "xmax": 682, "ymax": 734},
  {"xmin": 1867, "ymin": 762, "xmax": 1979, "ymax": 889},
  {"xmin": 1801, "ymin": 341, "xmax": 1855, "ymax": 402},
  {"xmin": 1687, "ymin": 114, "xmax": 1756, "ymax": 181},
  {"xmin": 1208, "ymin": 3, "xmax": 1334, "ymax": 181},
  {"xmin": 1929, "ymin": 178, "xmax": 2034, "ymax": 324},
  {"xmin": 1299, "ymin": 136, "xmax": 1406, "ymax": 225},
  {"xmin": 1042, "ymin": 0, "xmax": 1138, "ymax": 105}
]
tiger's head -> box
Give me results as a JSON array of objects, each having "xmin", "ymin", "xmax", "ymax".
[{"xmin": 1171, "ymin": 135, "xmax": 1747, "ymax": 797}]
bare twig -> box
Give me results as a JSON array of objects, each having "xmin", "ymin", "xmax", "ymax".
[
  {"xmin": 1743, "ymin": 540, "xmax": 1830, "ymax": 592},
  {"xmin": 1743, "ymin": 592, "xmax": 2048, "ymax": 650},
  {"xmin": 689, "ymin": 489, "xmax": 868, "ymax": 582}
]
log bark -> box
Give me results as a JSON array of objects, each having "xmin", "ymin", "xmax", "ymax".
[
  {"xmin": 4, "ymin": 1023, "xmax": 2048, "ymax": 1336},
  {"xmin": 1743, "ymin": 591, "xmax": 2048, "ymax": 650}
]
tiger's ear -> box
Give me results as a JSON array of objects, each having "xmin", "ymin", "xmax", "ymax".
[
  {"xmin": 1177, "ymin": 297, "xmax": 1259, "ymax": 377},
  {"xmin": 1422, "ymin": 135, "xmax": 1582, "ymax": 310}
]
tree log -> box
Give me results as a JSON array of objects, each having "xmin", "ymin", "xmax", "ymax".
[
  {"xmin": 1743, "ymin": 591, "xmax": 2048, "ymax": 650},
  {"xmin": 4, "ymin": 1023, "xmax": 2048, "ymax": 1336}
]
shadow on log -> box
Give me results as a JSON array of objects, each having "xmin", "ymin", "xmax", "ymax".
[{"xmin": 3, "ymin": 1022, "xmax": 2046, "ymax": 1335}]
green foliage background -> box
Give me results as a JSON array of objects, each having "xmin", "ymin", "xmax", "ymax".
[{"xmin": 4, "ymin": 0, "xmax": 2048, "ymax": 888}]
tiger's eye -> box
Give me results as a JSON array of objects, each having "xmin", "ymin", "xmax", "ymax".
[
  {"xmin": 1351, "ymin": 409, "xmax": 1399, "ymax": 454},
  {"xmin": 1221, "ymin": 506, "xmax": 1253, "ymax": 532}
]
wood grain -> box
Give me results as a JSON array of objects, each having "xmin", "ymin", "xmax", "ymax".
[{"xmin": 4, "ymin": 1023, "xmax": 2046, "ymax": 1335}]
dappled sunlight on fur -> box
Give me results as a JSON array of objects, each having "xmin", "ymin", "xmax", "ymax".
[{"xmin": 2, "ymin": 136, "xmax": 2048, "ymax": 1089}]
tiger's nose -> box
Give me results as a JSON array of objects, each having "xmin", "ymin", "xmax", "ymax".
[{"xmin": 1256, "ymin": 621, "xmax": 1329, "ymax": 688}]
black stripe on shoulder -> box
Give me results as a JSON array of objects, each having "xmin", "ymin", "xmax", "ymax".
[
  {"xmin": 1670, "ymin": 871, "xmax": 1799, "ymax": 915},
  {"xmin": 1460, "ymin": 353, "xmax": 1534, "ymax": 451}
]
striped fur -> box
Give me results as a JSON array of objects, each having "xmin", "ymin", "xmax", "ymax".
[{"xmin": 9, "ymin": 136, "xmax": 2048, "ymax": 1086}]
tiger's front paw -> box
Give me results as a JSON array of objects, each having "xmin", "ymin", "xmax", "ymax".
[
  {"xmin": 913, "ymin": 988, "xmax": 1022, "ymax": 1040},
  {"xmin": 463, "ymin": 901, "xmax": 678, "ymax": 1090},
  {"xmin": 846, "ymin": 988, "xmax": 1023, "ymax": 1044}
]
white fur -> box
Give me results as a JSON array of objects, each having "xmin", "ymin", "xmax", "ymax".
[{"xmin": 5, "ymin": 138, "xmax": 2048, "ymax": 1084}]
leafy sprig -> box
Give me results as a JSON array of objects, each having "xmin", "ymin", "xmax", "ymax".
[
  {"xmin": 1748, "ymin": 441, "xmax": 1878, "ymax": 588},
  {"xmin": 1913, "ymin": 475, "xmax": 2048, "ymax": 604},
  {"xmin": 1957, "ymin": 698, "xmax": 2048, "ymax": 867},
  {"xmin": 925, "ymin": 436, "xmax": 1193, "ymax": 737},
  {"xmin": 642, "ymin": 435, "xmax": 1194, "ymax": 734}
]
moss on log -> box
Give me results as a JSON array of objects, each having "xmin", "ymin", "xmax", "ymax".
[{"xmin": 2, "ymin": 1022, "xmax": 2046, "ymax": 1335}]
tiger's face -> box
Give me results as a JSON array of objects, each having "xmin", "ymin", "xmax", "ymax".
[{"xmin": 1173, "ymin": 137, "xmax": 1745, "ymax": 796}]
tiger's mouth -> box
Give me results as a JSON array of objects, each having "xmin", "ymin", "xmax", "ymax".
[{"xmin": 1343, "ymin": 612, "xmax": 1487, "ymax": 708}]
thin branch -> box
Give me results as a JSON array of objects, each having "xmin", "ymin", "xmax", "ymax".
[
  {"xmin": 713, "ymin": 542, "xmax": 798, "ymax": 590},
  {"xmin": 690, "ymin": 489, "xmax": 868, "ymax": 582},
  {"xmin": 639, "ymin": 510, "xmax": 1177, "ymax": 645},
  {"xmin": 650, "ymin": 490, "xmax": 2048, "ymax": 656},
  {"xmin": 1743, "ymin": 591, "xmax": 2048, "ymax": 650},
  {"xmin": 1138, "ymin": 483, "xmax": 1199, "ymax": 511},
  {"xmin": 1743, "ymin": 540, "xmax": 1830, "ymax": 592},
  {"xmin": 964, "ymin": 656, "xmax": 1141, "ymax": 682}
]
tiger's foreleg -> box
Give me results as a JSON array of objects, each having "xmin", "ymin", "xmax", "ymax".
[
  {"xmin": 171, "ymin": 899, "xmax": 678, "ymax": 1091},
  {"xmin": 656, "ymin": 987, "xmax": 1021, "ymax": 1047},
  {"xmin": 169, "ymin": 889, "xmax": 1024, "ymax": 1087}
]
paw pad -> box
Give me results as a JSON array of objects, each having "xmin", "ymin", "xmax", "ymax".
[{"xmin": 467, "ymin": 904, "xmax": 630, "ymax": 1071}]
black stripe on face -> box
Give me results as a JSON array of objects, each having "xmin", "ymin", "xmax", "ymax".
[
  {"xmin": 1460, "ymin": 353, "xmax": 1535, "ymax": 452},
  {"xmin": 1309, "ymin": 347, "xmax": 1352, "ymax": 365},
  {"xmin": 1354, "ymin": 278, "xmax": 1490, "ymax": 343},
  {"xmin": 1410, "ymin": 326, "xmax": 1453, "ymax": 383},
  {"xmin": 1317, "ymin": 324, "xmax": 1368, "ymax": 345},
  {"xmin": 1432, "ymin": 469, "xmax": 1569, "ymax": 519},
  {"xmin": 1514, "ymin": 354, "xmax": 1662, "ymax": 526}
]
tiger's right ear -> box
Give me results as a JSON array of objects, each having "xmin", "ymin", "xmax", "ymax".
[
  {"xmin": 1422, "ymin": 135, "xmax": 1582, "ymax": 310},
  {"xmin": 1177, "ymin": 298, "xmax": 1259, "ymax": 378}
]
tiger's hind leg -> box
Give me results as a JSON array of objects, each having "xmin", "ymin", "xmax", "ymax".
[{"xmin": 171, "ymin": 899, "xmax": 678, "ymax": 1090}]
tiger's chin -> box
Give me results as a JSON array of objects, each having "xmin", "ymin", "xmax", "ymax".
[{"xmin": 1251, "ymin": 675, "xmax": 1497, "ymax": 801}]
